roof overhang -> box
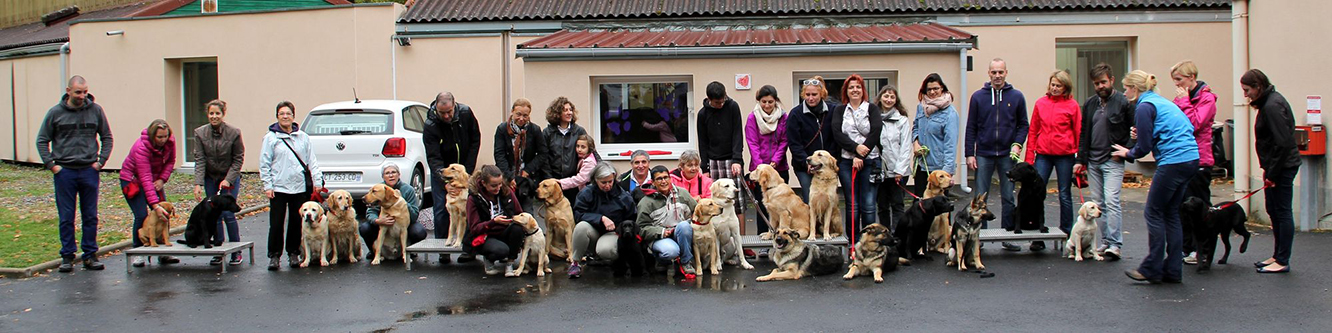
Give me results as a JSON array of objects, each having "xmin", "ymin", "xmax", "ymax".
[{"xmin": 516, "ymin": 41, "xmax": 974, "ymax": 61}]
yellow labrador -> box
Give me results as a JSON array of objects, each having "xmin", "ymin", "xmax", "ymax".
[
  {"xmin": 299, "ymin": 201, "xmax": 329, "ymax": 267},
  {"xmin": 925, "ymin": 170, "xmax": 954, "ymax": 254},
  {"xmin": 508, "ymin": 213, "xmax": 552, "ymax": 277},
  {"xmin": 536, "ymin": 178, "xmax": 575, "ymax": 261},
  {"xmin": 363, "ymin": 184, "xmax": 410, "ymax": 265},
  {"xmin": 748, "ymin": 164, "xmax": 811, "ymax": 240},
  {"xmin": 439, "ymin": 164, "xmax": 470, "ymax": 248},
  {"xmin": 709, "ymin": 179, "xmax": 752, "ymax": 270},
  {"xmin": 691, "ymin": 199, "xmax": 724, "ymax": 275}
]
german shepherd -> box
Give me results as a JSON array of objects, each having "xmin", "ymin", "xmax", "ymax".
[
  {"xmin": 756, "ymin": 228, "xmax": 845, "ymax": 282},
  {"xmin": 843, "ymin": 223, "xmax": 897, "ymax": 283},
  {"xmin": 949, "ymin": 193, "xmax": 995, "ymax": 271}
]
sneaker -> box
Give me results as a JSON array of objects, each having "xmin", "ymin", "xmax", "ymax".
[
  {"xmin": 504, "ymin": 261, "xmax": 516, "ymax": 276},
  {"xmin": 1094, "ymin": 244, "xmax": 1109, "ymax": 255},
  {"xmin": 268, "ymin": 257, "xmax": 281, "ymax": 271},
  {"xmin": 82, "ymin": 257, "xmax": 105, "ymax": 271},
  {"xmin": 757, "ymin": 249, "xmax": 770, "ymax": 258},
  {"xmin": 743, "ymin": 249, "xmax": 757, "ymax": 258},
  {"xmin": 229, "ymin": 253, "xmax": 243, "ymax": 266},
  {"xmin": 568, "ymin": 262, "xmax": 583, "ymax": 278},
  {"xmin": 483, "ymin": 260, "xmax": 502, "ymax": 275},
  {"xmin": 288, "ymin": 254, "xmax": 301, "ymax": 268},
  {"xmin": 1001, "ymin": 242, "xmax": 1022, "ymax": 251},
  {"xmin": 159, "ymin": 256, "xmax": 180, "ymax": 265},
  {"xmin": 58, "ymin": 257, "xmax": 74, "ymax": 273},
  {"xmin": 679, "ymin": 260, "xmax": 697, "ymax": 279},
  {"xmin": 1103, "ymin": 248, "xmax": 1121, "ymax": 261},
  {"xmin": 438, "ymin": 254, "xmax": 452, "ymax": 265},
  {"xmin": 1183, "ymin": 252, "xmax": 1198, "ymax": 265},
  {"xmin": 209, "ymin": 256, "xmax": 224, "ymax": 266},
  {"xmin": 458, "ymin": 253, "xmax": 476, "ymax": 263},
  {"xmin": 1030, "ymin": 241, "xmax": 1046, "ymax": 252},
  {"xmin": 131, "ymin": 257, "xmax": 146, "ymax": 268}
]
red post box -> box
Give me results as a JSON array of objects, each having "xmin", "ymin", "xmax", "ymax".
[{"xmin": 1296, "ymin": 125, "xmax": 1325, "ymax": 155}]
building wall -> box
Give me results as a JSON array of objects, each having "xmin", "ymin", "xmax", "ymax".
[{"xmin": 0, "ymin": 54, "xmax": 63, "ymax": 164}]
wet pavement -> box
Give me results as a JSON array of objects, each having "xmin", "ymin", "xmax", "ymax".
[{"xmin": 3, "ymin": 184, "xmax": 1331, "ymax": 332}]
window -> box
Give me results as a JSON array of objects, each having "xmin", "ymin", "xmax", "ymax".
[
  {"xmin": 402, "ymin": 105, "xmax": 427, "ymax": 133},
  {"xmin": 792, "ymin": 72, "xmax": 898, "ymax": 108},
  {"xmin": 181, "ymin": 61, "xmax": 218, "ymax": 163},
  {"xmin": 1056, "ymin": 40, "xmax": 1131, "ymax": 103},
  {"xmin": 592, "ymin": 77, "xmax": 693, "ymax": 158},
  {"xmin": 303, "ymin": 110, "xmax": 393, "ymax": 136}
]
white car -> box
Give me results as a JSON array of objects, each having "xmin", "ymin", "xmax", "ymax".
[{"xmin": 302, "ymin": 99, "xmax": 433, "ymax": 198}]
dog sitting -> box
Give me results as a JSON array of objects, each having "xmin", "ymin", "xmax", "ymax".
[
  {"xmin": 439, "ymin": 164, "xmax": 471, "ymax": 248},
  {"xmin": 299, "ymin": 201, "xmax": 330, "ymax": 267},
  {"xmin": 806, "ymin": 150, "xmax": 844, "ymax": 241},
  {"xmin": 177, "ymin": 194, "xmax": 241, "ymax": 248},
  {"xmin": 843, "ymin": 223, "xmax": 897, "ymax": 283},
  {"xmin": 508, "ymin": 213, "xmax": 551, "ymax": 277},
  {"xmin": 709, "ymin": 179, "xmax": 752, "ymax": 270},
  {"xmin": 364, "ymin": 183, "xmax": 410, "ymax": 265},
  {"xmin": 1006, "ymin": 161, "xmax": 1048, "ymax": 233},
  {"xmin": 137, "ymin": 202, "xmax": 175, "ymax": 247},
  {"xmin": 324, "ymin": 190, "xmax": 360, "ymax": 264},
  {"xmin": 691, "ymin": 198, "xmax": 724, "ymax": 275},
  {"xmin": 612, "ymin": 220, "xmax": 649, "ymax": 277},
  {"xmin": 924, "ymin": 170, "xmax": 954, "ymax": 254},
  {"xmin": 748, "ymin": 164, "xmax": 811, "ymax": 239},
  {"xmin": 894, "ymin": 196, "xmax": 955, "ymax": 262},
  {"xmin": 950, "ymin": 193, "xmax": 994, "ymax": 270},
  {"xmin": 1064, "ymin": 201, "xmax": 1104, "ymax": 262},
  {"xmin": 1181, "ymin": 197, "xmax": 1252, "ymax": 272},
  {"xmin": 756, "ymin": 228, "xmax": 845, "ymax": 282},
  {"xmin": 536, "ymin": 178, "xmax": 575, "ymax": 261}
]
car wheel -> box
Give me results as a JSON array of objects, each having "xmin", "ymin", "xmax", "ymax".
[{"xmin": 412, "ymin": 166, "xmax": 426, "ymax": 196}]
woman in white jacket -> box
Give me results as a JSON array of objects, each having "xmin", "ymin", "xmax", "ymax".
[
  {"xmin": 259, "ymin": 101, "xmax": 323, "ymax": 271},
  {"xmin": 874, "ymin": 85, "xmax": 913, "ymax": 230}
]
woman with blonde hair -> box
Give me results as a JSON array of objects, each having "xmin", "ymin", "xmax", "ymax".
[
  {"xmin": 1024, "ymin": 70, "xmax": 1081, "ymax": 237},
  {"xmin": 786, "ymin": 76, "xmax": 836, "ymax": 201}
]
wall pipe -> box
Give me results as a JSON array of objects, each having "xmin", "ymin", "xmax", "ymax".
[
  {"xmin": 1231, "ymin": 0, "xmax": 1250, "ymax": 208},
  {"xmin": 958, "ymin": 47, "xmax": 972, "ymax": 193},
  {"xmin": 59, "ymin": 42, "xmax": 69, "ymax": 90}
]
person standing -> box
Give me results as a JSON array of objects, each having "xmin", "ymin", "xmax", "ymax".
[
  {"xmin": 424, "ymin": 91, "xmax": 482, "ymax": 262},
  {"xmin": 966, "ymin": 59, "xmax": 1029, "ymax": 251},
  {"xmin": 745, "ymin": 85, "xmax": 789, "ymax": 238},
  {"xmin": 1243, "ymin": 69, "xmax": 1301, "ymax": 274},
  {"xmin": 787, "ymin": 76, "xmax": 836, "ymax": 201},
  {"xmin": 875, "ymin": 85, "xmax": 912, "ymax": 230},
  {"xmin": 35, "ymin": 75, "xmax": 113, "ymax": 273},
  {"xmin": 913, "ymin": 73, "xmax": 960, "ymax": 197},
  {"xmin": 1169, "ymin": 61, "xmax": 1219, "ymax": 265},
  {"xmin": 698, "ymin": 81, "xmax": 746, "ymax": 215},
  {"xmin": 259, "ymin": 101, "xmax": 324, "ymax": 270},
  {"xmin": 123, "ymin": 120, "xmax": 178, "ymax": 268},
  {"xmin": 193, "ymin": 99, "xmax": 245, "ymax": 266},
  {"xmin": 1074, "ymin": 63, "xmax": 1135, "ymax": 261},
  {"xmin": 494, "ymin": 98, "xmax": 547, "ymax": 211},
  {"xmin": 1025, "ymin": 70, "xmax": 1082, "ymax": 236},
  {"xmin": 1113, "ymin": 70, "xmax": 1199, "ymax": 284},
  {"xmin": 543, "ymin": 97, "xmax": 592, "ymax": 202},
  {"xmin": 830, "ymin": 74, "xmax": 883, "ymax": 237}
]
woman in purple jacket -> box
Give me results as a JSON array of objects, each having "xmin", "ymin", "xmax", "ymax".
[
  {"xmin": 745, "ymin": 85, "xmax": 788, "ymax": 240},
  {"xmin": 121, "ymin": 119, "xmax": 178, "ymax": 267}
]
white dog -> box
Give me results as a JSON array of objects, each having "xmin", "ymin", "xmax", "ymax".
[
  {"xmin": 298, "ymin": 202, "xmax": 329, "ymax": 268},
  {"xmin": 508, "ymin": 213, "xmax": 551, "ymax": 277},
  {"xmin": 709, "ymin": 179, "xmax": 753, "ymax": 270},
  {"xmin": 1064, "ymin": 201, "xmax": 1103, "ymax": 262}
]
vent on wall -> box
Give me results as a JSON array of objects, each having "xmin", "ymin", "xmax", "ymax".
[{"xmin": 202, "ymin": 0, "xmax": 218, "ymax": 13}]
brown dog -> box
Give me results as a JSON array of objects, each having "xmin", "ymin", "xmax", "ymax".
[
  {"xmin": 324, "ymin": 190, "xmax": 361, "ymax": 264},
  {"xmin": 748, "ymin": 164, "xmax": 810, "ymax": 239},
  {"xmin": 844, "ymin": 223, "xmax": 896, "ymax": 282},
  {"xmin": 364, "ymin": 184, "xmax": 410, "ymax": 265},
  {"xmin": 806, "ymin": 150, "xmax": 844, "ymax": 241},
  {"xmin": 536, "ymin": 178, "xmax": 575, "ymax": 261},
  {"xmin": 924, "ymin": 170, "xmax": 954, "ymax": 254},
  {"xmin": 756, "ymin": 228, "xmax": 844, "ymax": 282},
  {"xmin": 137, "ymin": 202, "xmax": 175, "ymax": 247},
  {"xmin": 691, "ymin": 198, "xmax": 724, "ymax": 275},
  {"xmin": 439, "ymin": 164, "xmax": 470, "ymax": 248}
]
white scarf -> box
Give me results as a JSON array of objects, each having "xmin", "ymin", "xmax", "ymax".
[{"xmin": 753, "ymin": 103, "xmax": 784, "ymax": 135}]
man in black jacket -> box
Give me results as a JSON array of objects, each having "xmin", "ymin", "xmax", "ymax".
[
  {"xmin": 35, "ymin": 75, "xmax": 113, "ymax": 273},
  {"xmin": 1073, "ymin": 63, "xmax": 1135, "ymax": 260},
  {"xmin": 616, "ymin": 150, "xmax": 653, "ymax": 203},
  {"xmin": 423, "ymin": 92, "xmax": 481, "ymax": 263}
]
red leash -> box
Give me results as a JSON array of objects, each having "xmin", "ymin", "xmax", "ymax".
[
  {"xmin": 848, "ymin": 165, "xmax": 859, "ymax": 255},
  {"xmin": 1216, "ymin": 182, "xmax": 1274, "ymax": 210}
]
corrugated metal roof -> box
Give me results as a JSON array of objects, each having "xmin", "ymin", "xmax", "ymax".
[
  {"xmin": 0, "ymin": 2, "xmax": 154, "ymax": 51},
  {"xmin": 401, "ymin": 0, "xmax": 1231, "ymax": 23},
  {"xmin": 519, "ymin": 23, "xmax": 974, "ymax": 49}
]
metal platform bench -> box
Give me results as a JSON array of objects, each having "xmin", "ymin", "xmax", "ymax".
[
  {"xmin": 124, "ymin": 241, "xmax": 254, "ymax": 274},
  {"xmin": 403, "ymin": 239, "xmax": 464, "ymax": 270},
  {"xmin": 978, "ymin": 229, "xmax": 1067, "ymax": 249},
  {"xmin": 739, "ymin": 235, "xmax": 850, "ymax": 249}
]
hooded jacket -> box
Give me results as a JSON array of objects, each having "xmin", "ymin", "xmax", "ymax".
[
  {"xmin": 120, "ymin": 129, "xmax": 177, "ymax": 205},
  {"xmin": 670, "ymin": 168, "xmax": 713, "ymax": 199},
  {"xmin": 1251, "ymin": 85, "xmax": 1302, "ymax": 176},
  {"xmin": 424, "ymin": 102, "xmax": 482, "ymax": 174},
  {"xmin": 259, "ymin": 122, "xmax": 323, "ymax": 194},
  {"xmin": 1173, "ymin": 81, "xmax": 1218, "ymax": 167},
  {"xmin": 879, "ymin": 109, "xmax": 913, "ymax": 178},
  {"xmin": 1024, "ymin": 94, "xmax": 1082, "ymax": 163},
  {"xmin": 635, "ymin": 185, "xmax": 697, "ymax": 242},
  {"xmin": 966, "ymin": 82, "xmax": 1029, "ymax": 157},
  {"xmin": 192, "ymin": 122, "xmax": 244, "ymax": 185},
  {"xmin": 35, "ymin": 94, "xmax": 113, "ymax": 169},
  {"xmin": 572, "ymin": 184, "xmax": 637, "ymax": 234}
]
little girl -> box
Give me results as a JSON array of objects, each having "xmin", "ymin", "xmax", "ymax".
[{"xmin": 558, "ymin": 134, "xmax": 598, "ymax": 191}]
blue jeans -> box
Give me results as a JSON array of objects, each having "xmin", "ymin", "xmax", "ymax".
[
  {"xmin": 55, "ymin": 167, "xmax": 100, "ymax": 259},
  {"xmin": 1266, "ymin": 167, "xmax": 1298, "ymax": 266},
  {"xmin": 1034, "ymin": 154, "xmax": 1075, "ymax": 234},
  {"xmin": 651, "ymin": 222, "xmax": 694, "ymax": 265},
  {"xmin": 122, "ymin": 180, "xmax": 165, "ymax": 248},
  {"xmin": 1138, "ymin": 160, "xmax": 1197, "ymax": 281},
  {"xmin": 837, "ymin": 158, "xmax": 878, "ymax": 237},
  {"xmin": 205, "ymin": 176, "xmax": 241, "ymax": 244},
  {"xmin": 430, "ymin": 172, "xmax": 450, "ymax": 239},
  {"xmin": 794, "ymin": 169, "xmax": 812, "ymax": 203},
  {"xmin": 974, "ymin": 156, "xmax": 1015, "ymax": 229},
  {"xmin": 1087, "ymin": 159, "xmax": 1125, "ymax": 250}
]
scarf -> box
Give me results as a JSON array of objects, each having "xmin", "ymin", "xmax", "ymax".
[
  {"xmin": 922, "ymin": 92, "xmax": 953, "ymax": 116},
  {"xmin": 753, "ymin": 103, "xmax": 784, "ymax": 135},
  {"xmin": 508, "ymin": 122, "xmax": 526, "ymax": 174}
]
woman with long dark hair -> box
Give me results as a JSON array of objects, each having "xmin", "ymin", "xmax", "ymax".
[{"xmin": 1242, "ymin": 69, "xmax": 1301, "ymax": 274}]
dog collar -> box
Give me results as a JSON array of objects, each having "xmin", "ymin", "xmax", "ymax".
[
  {"xmin": 525, "ymin": 228, "xmax": 541, "ymax": 236},
  {"xmin": 690, "ymin": 219, "xmax": 710, "ymax": 226}
]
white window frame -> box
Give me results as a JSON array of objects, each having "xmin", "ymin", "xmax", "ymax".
[
  {"xmin": 1055, "ymin": 38, "xmax": 1134, "ymax": 103},
  {"xmin": 178, "ymin": 58, "xmax": 219, "ymax": 168},
  {"xmin": 590, "ymin": 75, "xmax": 694, "ymax": 161}
]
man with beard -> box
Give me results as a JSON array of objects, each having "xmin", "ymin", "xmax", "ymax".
[
  {"xmin": 35, "ymin": 75, "xmax": 114, "ymax": 273},
  {"xmin": 1073, "ymin": 63, "xmax": 1136, "ymax": 260}
]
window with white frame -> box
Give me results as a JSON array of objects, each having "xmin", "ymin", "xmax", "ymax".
[
  {"xmin": 792, "ymin": 71, "xmax": 898, "ymax": 107},
  {"xmin": 592, "ymin": 76, "xmax": 693, "ymax": 159},
  {"xmin": 1056, "ymin": 39, "xmax": 1131, "ymax": 103}
]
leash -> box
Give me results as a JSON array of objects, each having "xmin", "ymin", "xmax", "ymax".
[
  {"xmin": 740, "ymin": 179, "xmax": 772, "ymax": 232},
  {"xmin": 849, "ymin": 164, "xmax": 859, "ymax": 255},
  {"xmin": 1216, "ymin": 182, "xmax": 1274, "ymax": 210}
]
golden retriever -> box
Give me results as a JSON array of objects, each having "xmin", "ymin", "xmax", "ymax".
[
  {"xmin": 806, "ymin": 150, "xmax": 844, "ymax": 241},
  {"xmin": 299, "ymin": 201, "xmax": 329, "ymax": 267},
  {"xmin": 508, "ymin": 213, "xmax": 551, "ymax": 277},
  {"xmin": 924, "ymin": 170, "xmax": 954, "ymax": 254},
  {"xmin": 137, "ymin": 202, "xmax": 175, "ymax": 247},
  {"xmin": 709, "ymin": 179, "xmax": 752, "ymax": 270},
  {"xmin": 440, "ymin": 164, "xmax": 470, "ymax": 248},
  {"xmin": 748, "ymin": 164, "xmax": 810, "ymax": 240},
  {"xmin": 364, "ymin": 184, "xmax": 410, "ymax": 265},
  {"xmin": 691, "ymin": 198, "xmax": 724, "ymax": 275},
  {"xmin": 324, "ymin": 190, "xmax": 361, "ymax": 264},
  {"xmin": 536, "ymin": 178, "xmax": 576, "ymax": 261}
]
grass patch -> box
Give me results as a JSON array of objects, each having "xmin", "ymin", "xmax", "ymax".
[{"xmin": 0, "ymin": 207, "xmax": 126, "ymax": 268}]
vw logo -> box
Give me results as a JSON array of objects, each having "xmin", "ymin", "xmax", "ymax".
[{"xmin": 336, "ymin": 142, "xmax": 346, "ymax": 151}]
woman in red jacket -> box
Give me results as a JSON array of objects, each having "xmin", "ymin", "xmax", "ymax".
[
  {"xmin": 1025, "ymin": 70, "xmax": 1082, "ymax": 239},
  {"xmin": 121, "ymin": 119, "xmax": 178, "ymax": 267}
]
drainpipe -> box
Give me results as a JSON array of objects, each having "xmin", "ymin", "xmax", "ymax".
[
  {"xmin": 1231, "ymin": 0, "xmax": 1250, "ymax": 208},
  {"xmin": 391, "ymin": 37, "xmax": 397, "ymax": 100},
  {"xmin": 501, "ymin": 28, "xmax": 511, "ymax": 114},
  {"xmin": 59, "ymin": 42, "xmax": 69, "ymax": 90},
  {"xmin": 958, "ymin": 47, "xmax": 971, "ymax": 193}
]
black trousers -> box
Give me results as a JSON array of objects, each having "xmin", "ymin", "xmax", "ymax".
[
  {"xmin": 1182, "ymin": 166, "xmax": 1212, "ymax": 254},
  {"xmin": 268, "ymin": 191, "xmax": 309, "ymax": 258},
  {"xmin": 877, "ymin": 176, "xmax": 911, "ymax": 230},
  {"xmin": 477, "ymin": 224, "xmax": 527, "ymax": 261}
]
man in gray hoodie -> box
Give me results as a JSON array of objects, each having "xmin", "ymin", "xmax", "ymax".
[{"xmin": 34, "ymin": 75, "xmax": 113, "ymax": 273}]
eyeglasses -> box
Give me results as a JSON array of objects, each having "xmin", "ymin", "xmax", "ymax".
[
  {"xmin": 927, "ymin": 87, "xmax": 943, "ymax": 92},
  {"xmin": 653, "ymin": 176, "xmax": 672, "ymax": 181},
  {"xmin": 802, "ymin": 79, "xmax": 821, "ymax": 86}
]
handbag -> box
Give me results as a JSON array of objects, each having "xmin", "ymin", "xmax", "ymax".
[
  {"xmin": 122, "ymin": 182, "xmax": 141, "ymax": 198},
  {"xmin": 280, "ymin": 138, "xmax": 317, "ymax": 197}
]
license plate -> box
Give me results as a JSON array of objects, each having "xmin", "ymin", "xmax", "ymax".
[{"xmin": 324, "ymin": 172, "xmax": 362, "ymax": 183}]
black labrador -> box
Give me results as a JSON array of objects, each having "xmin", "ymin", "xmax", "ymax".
[
  {"xmin": 1006, "ymin": 161, "xmax": 1048, "ymax": 234},
  {"xmin": 894, "ymin": 196, "xmax": 954, "ymax": 262},
  {"xmin": 1180, "ymin": 197, "xmax": 1251, "ymax": 272},
  {"xmin": 177, "ymin": 194, "xmax": 242, "ymax": 248}
]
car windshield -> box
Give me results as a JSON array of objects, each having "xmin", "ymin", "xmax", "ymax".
[{"xmin": 304, "ymin": 110, "xmax": 392, "ymax": 136}]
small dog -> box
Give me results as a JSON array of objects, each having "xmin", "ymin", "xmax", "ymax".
[
  {"xmin": 324, "ymin": 190, "xmax": 360, "ymax": 264},
  {"xmin": 924, "ymin": 170, "xmax": 954, "ymax": 254},
  {"xmin": 690, "ymin": 198, "xmax": 724, "ymax": 275},
  {"xmin": 299, "ymin": 201, "xmax": 330, "ymax": 268},
  {"xmin": 843, "ymin": 223, "xmax": 897, "ymax": 283},
  {"xmin": 508, "ymin": 213, "xmax": 551, "ymax": 277},
  {"xmin": 950, "ymin": 192, "xmax": 994, "ymax": 270},
  {"xmin": 709, "ymin": 179, "xmax": 752, "ymax": 270},
  {"xmin": 894, "ymin": 196, "xmax": 955, "ymax": 262},
  {"xmin": 1181, "ymin": 197, "xmax": 1252, "ymax": 272},
  {"xmin": 1006, "ymin": 161, "xmax": 1048, "ymax": 233},
  {"xmin": 137, "ymin": 202, "xmax": 175, "ymax": 247},
  {"xmin": 757, "ymin": 228, "xmax": 846, "ymax": 281},
  {"xmin": 806, "ymin": 150, "xmax": 844, "ymax": 241},
  {"xmin": 748, "ymin": 164, "xmax": 811, "ymax": 239},
  {"xmin": 1064, "ymin": 201, "xmax": 1104, "ymax": 262},
  {"xmin": 177, "ymin": 194, "xmax": 241, "ymax": 248},
  {"xmin": 536, "ymin": 178, "xmax": 575, "ymax": 261},
  {"xmin": 439, "ymin": 164, "xmax": 471, "ymax": 248},
  {"xmin": 612, "ymin": 220, "xmax": 649, "ymax": 277},
  {"xmin": 364, "ymin": 184, "xmax": 410, "ymax": 265}
]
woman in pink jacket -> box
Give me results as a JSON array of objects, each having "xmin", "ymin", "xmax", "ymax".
[
  {"xmin": 1025, "ymin": 70, "xmax": 1081, "ymax": 240},
  {"xmin": 121, "ymin": 119, "xmax": 177, "ymax": 267},
  {"xmin": 1171, "ymin": 60, "xmax": 1219, "ymax": 264},
  {"xmin": 745, "ymin": 85, "xmax": 788, "ymax": 239}
]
